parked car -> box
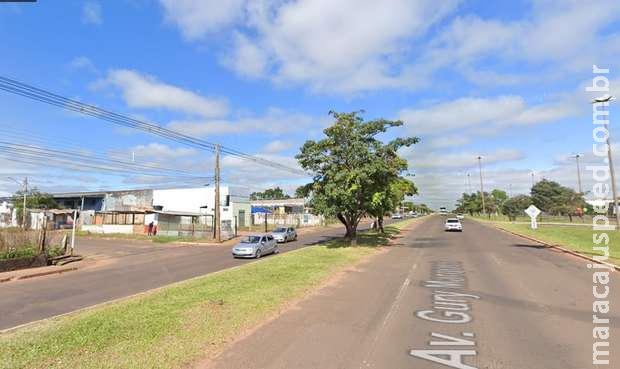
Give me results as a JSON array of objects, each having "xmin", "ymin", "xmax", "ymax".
[
  {"xmin": 456, "ymin": 214, "xmax": 465, "ymax": 220},
  {"xmin": 271, "ymin": 227, "xmax": 297, "ymax": 243},
  {"xmin": 444, "ymin": 218, "xmax": 463, "ymax": 232},
  {"xmin": 391, "ymin": 213, "xmax": 404, "ymax": 219},
  {"xmin": 232, "ymin": 234, "xmax": 278, "ymax": 258}
]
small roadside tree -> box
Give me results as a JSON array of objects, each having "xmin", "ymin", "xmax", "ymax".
[
  {"xmin": 296, "ymin": 111, "xmax": 419, "ymax": 242},
  {"xmin": 11, "ymin": 188, "xmax": 58, "ymax": 227},
  {"xmin": 368, "ymin": 178, "xmax": 417, "ymax": 233},
  {"xmin": 501, "ymin": 195, "xmax": 532, "ymax": 221},
  {"xmin": 249, "ymin": 187, "xmax": 291, "ymax": 200}
]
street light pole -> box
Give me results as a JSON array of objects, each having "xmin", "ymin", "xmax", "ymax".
[
  {"xmin": 530, "ymin": 171, "xmax": 535, "ymax": 188},
  {"xmin": 477, "ymin": 156, "xmax": 486, "ymax": 216},
  {"xmin": 214, "ymin": 144, "xmax": 221, "ymax": 242},
  {"xmin": 8, "ymin": 176, "xmax": 27, "ymax": 228},
  {"xmin": 593, "ymin": 95, "xmax": 620, "ymax": 227},
  {"xmin": 574, "ymin": 154, "xmax": 583, "ymax": 194},
  {"xmin": 467, "ymin": 173, "xmax": 472, "ymax": 194}
]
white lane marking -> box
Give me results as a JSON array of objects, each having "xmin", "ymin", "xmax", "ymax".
[
  {"xmin": 490, "ymin": 254, "xmax": 502, "ymax": 266},
  {"xmin": 360, "ymin": 251, "xmax": 423, "ymax": 368}
]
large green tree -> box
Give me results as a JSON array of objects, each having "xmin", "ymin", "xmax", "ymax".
[
  {"xmin": 296, "ymin": 111, "xmax": 418, "ymax": 241},
  {"xmin": 531, "ymin": 179, "xmax": 586, "ymax": 220},
  {"xmin": 249, "ymin": 187, "xmax": 291, "ymax": 201}
]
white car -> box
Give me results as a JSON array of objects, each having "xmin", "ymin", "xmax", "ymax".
[
  {"xmin": 456, "ymin": 214, "xmax": 465, "ymax": 220},
  {"xmin": 391, "ymin": 213, "xmax": 404, "ymax": 219},
  {"xmin": 444, "ymin": 218, "xmax": 463, "ymax": 232}
]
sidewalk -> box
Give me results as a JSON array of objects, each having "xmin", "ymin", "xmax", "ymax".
[{"xmin": 0, "ymin": 263, "xmax": 80, "ymax": 283}]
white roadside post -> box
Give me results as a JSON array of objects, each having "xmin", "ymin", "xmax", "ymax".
[
  {"xmin": 524, "ymin": 205, "xmax": 541, "ymax": 230},
  {"xmin": 70, "ymin": 209, "xmax": 77, "ymax": 255}
]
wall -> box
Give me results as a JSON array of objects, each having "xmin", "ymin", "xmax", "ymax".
[
  {"xmin": 81, "ymin": 224, "xmax": 134, "ymax": 234},
  {"xmin": 103, "ymin": 190, "xmax": 153, "ymax": 212},
  {"xmin": 252, "ymin": 213, "xmax": 324, "ymax": 227}
]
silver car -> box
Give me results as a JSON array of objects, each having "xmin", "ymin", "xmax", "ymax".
[
  {"xmin": 232, "ymin": 234, "xmax": 279, "ymax": 258},
  {"xmin": 271, "ymin": 227, "xmax": 297, "ymax": 243}
]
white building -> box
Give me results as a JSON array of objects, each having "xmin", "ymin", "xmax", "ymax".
[
  {"xmin": 0, "ymin": 201, "xmax": 17, "ymax": 228},
  {"xmin": 151, "ymin": 186, "xmax": 251, "ymax": 233}
]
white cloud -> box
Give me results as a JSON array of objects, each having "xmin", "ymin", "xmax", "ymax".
[
  {"xmin": 167, "ymin": 108, "xmax": 324, "ymax": 136},
  {"xmin": 399, "ymin": 95, "xmax": 579, "ymax": 136},
  {"xmin": 222, "ymin": 32, "xmax": 269, "ymax": 78},
  {"xmin": 407, "ymin": 148, "xmax": 524, "ymax": 170},
  {"xmin": 262, "ymin": 140, "xmax": 293, "ymax": 154},
  {"xmin": 110, "ymin": 143, "xmax": 198, "ymax": 162},
  {"xmin": 70, "ymin": 56, "xmax": 98, "ymax": 73},
  {"xmin": 97, "ymin": 69, "xmax": 229, "ymax": 118},
  {"xmin": 82, "ymin": 1, "xmax": 103, "ymax": 25},
  {"xmin": 161, "ymin": 0, "xmax": 459, "ymax": 94},
  {"xmin": 159, "ymin": 0, "xmax": 245, "ymax": 40}
]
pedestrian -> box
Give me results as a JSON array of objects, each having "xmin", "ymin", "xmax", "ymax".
[{"xmin": 147, "ymin": 221, "xmax": 154, "ymax": 236}]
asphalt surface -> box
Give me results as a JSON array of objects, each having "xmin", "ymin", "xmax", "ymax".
[
  {"xmin": 0, "ymin": 221, "xmax": 382, "ymax": 331},
  {"xmin": 205, "ymin": 216, "xmax": 620, "ymax": 369}
]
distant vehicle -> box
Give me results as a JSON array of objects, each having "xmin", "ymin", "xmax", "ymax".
[
  {"xmin": 444, "ymin": 218, "xmax": 463, "ymax": 232},
  {"xmin": 439, "ymin": 207, "xmax": 448, "ymax": 215},
  {"xmin": 456, "ymin": 214, "xmax": 465, "ymax": 220},
  {"xmin": 391, "ymin": 213, "xmax": 404, "ymax": 219},
  {"xmin": 232, "ymin": 234, "xmax": 278, "ymax": 258},
  {"xmin": 271, "ymin": 227, "xmax": 297, "ymax": 243}
]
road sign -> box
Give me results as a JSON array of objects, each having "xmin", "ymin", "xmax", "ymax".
[{"xmin": 524, "ymin": 205, "xmax": 541, "ymax": 229}]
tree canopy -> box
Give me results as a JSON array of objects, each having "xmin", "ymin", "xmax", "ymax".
[
  {"xmin": 531, "ymin": 179, "xmax": 586, "ymax": 220},
  {"xmin": 249, "ymin": 187, "xmax": 291, "ymax": 201},
  {"xmin": 296, "ymin": 111, "xmax": 419, "ymax": 240}
]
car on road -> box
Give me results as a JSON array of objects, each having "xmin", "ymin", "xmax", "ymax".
[
  {"xmin": 271, "ymin": 227, "xmax": 297, "ymax": 243},
  {"xmin": 456, "ymin": 214, "xmax": 465, "ymax": 220},
  {"xmin": 391, "ymin": 213, "xmax": 404, "ymax": 219},
  {"xmin": 232, "ymin": 234, "xmax": 278, "ymax": 258},
  {"xmin": 444, "ymin": 218, "xmax": 463, "ymax": 232}
]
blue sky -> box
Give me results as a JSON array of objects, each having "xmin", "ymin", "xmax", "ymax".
[{"xmin": 0, "ymin": 0, "xmax": 619, "ymax": 208}]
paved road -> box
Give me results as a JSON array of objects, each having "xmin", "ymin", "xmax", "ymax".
[
  {"xmin": 0, "ymin": 221, "xmax": 382, "ymax": 331},
  {"xmin": 205, "ymin": 216, "xmax": 620, "ymax": 369}
]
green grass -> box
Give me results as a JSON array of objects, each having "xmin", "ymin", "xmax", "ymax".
[
  {"xmin": 77, "ymin": 231, "xmax": 214, "ymax": 244},
  {"xmin": 0, "ymin": 246, "xmax": 65, "ymax": 260},
  {"xmin": 0, "ymin": 229, "xmax": 405, "ymax": 369},
  {"xmin": 470, "ymin": 213, "xmax": 616, "ymax": 224},
  {"xmin": 487, "ymin": 222, "xmax": 620, "ymax": 265}
]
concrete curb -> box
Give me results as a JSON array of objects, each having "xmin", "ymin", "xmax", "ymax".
[
  {"xmin": 0, "ymin": 266, "xmax": 78, "ymax": 284},
  {"xmin": 486, "ymin": 223, "xmax": 620, "ymax": 272}
]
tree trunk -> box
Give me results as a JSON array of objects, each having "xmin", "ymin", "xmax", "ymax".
[
  {"xmin": 338, "ymin": 212, "xmax": 357, "ymax": 245},
  {"xmin": 378, "ymin": 216, "xmax": 385, "ymax": 233}
]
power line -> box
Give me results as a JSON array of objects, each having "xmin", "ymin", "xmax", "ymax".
[
  {"xmin": 0, "ymin": 141, "xmax": 214, "ymax": 180},
  {"xmin": 0, "ymin": 76, "xmax": 309, "ymax": 176}
]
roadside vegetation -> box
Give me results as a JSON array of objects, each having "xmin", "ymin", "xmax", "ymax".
[
  {"xmin": 487, "ymin": 222, "xmax": 620, "ymax": 265},
  {"xmin": 0, "ymin": 229, "xmax": 65, "ymax": 260},
  {"xmin": 0, "ymin": 217, "xmax": 419, "ymax": 369},
  {"xmin": 454, "ymin": 180, "xmax": 597, "ymax": 221}
]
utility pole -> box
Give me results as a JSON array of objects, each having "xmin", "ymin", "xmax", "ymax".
[
  {"xmin": 573, "ymin": 154, "xmax": 583, "ymax": 194},
  {"xmin": 9, "ymin": 176, "xmax": 27, "ymax": 228},
  {"xmin": 593, "ymin": 96, "xmax": 620, "ymax": 227},
  {"xmin": 467, "ymin": 173, "xmax": 472, "ymax": 194},
  {"xmin": 530, "ymin": 171, "xmax": 535, "ymax": 188},
  {"xmin": 477, "ymin": 156, "xmax": 486, "ymax": 216},
  {"xmin": 214, "ymin": 144, "xmax": 221, "ymax": 242},
  {"xmin": 509, "ymin": 183, "xmax": 513, "ymax": 198},
  {"xmin": 22, "ymin": 177, "xmax": 27, "ymax": 229}
]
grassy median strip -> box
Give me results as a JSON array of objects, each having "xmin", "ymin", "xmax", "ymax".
[
  {"xmin": 0, "ymin": 219, "xmax": 423, "ymax": 369},
  {"xmin": 488, "ymin": 222, "xmax": 620, "ymax": 265}
]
